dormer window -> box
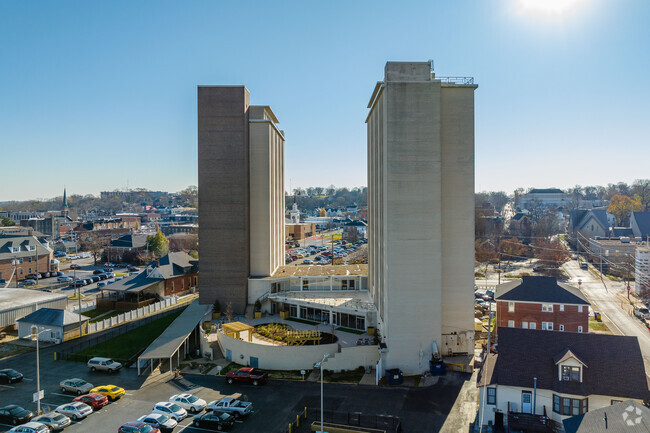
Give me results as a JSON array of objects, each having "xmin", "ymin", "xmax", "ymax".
[{"xmin": 562, "ymin": 365, "xmax": 580, "ymax": 382}]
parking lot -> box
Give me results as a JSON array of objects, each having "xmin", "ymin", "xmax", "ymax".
[{"xmin": 0, "ymin": 347, "xmax": 468, "ymax": 432}]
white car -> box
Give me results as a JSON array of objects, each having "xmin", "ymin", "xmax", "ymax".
[
  {"xmin": 55, "ymin": 401, "xmax": 93, "ymax": 420},
  {"xmin": 169, "ymin": 393, "xmax": 206, "ymax": 413},
  {"xmin": 152, "ymin": 402, "xmax": 187, "ymax": 421},
  {"xmin": 8, "ymin": 423, "xmax": 49, "ymax": 433},
  {"xmin": 137, "ymin": 413, "xmax": 178, "ymax": 432},
  {"xmin": 32, "ymin": 412, "xmax": 72, "ymax": 431}
]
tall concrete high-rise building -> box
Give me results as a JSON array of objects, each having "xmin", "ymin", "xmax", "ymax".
[
  {"xmin": 366, "ymin": 62, "xmax": 477, "ymax": 374},
  {"xmin": 198, "ymin": 86, "xmax": 285, "ymax": 313}
]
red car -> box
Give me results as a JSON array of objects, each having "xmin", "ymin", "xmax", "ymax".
[
  {"xmin": 74, "ymin": 393, "xmax": 109, "ymax": 410},
  {"xmin": 225, "ymin": 367, "xmax": 267, "ymax": 386},
  {"xmin": 70, "ymin": 264, "xmax": 81, "ymax": 270},
  {"xmin": 118, "ymin": 421, "xmax": 160, "ymax": 433}
]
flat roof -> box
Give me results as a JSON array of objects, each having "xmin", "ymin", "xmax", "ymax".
[
  {"xmin": 138, "ymin": 300, "xmax": 210, "ymax": 361},
  {"xmin": 0, "ymin": 288, "xmax": 68, "ymax": 312},
  {"xmin": 264, "ymin": 264, "xmax": 368, "ymax": 280}
]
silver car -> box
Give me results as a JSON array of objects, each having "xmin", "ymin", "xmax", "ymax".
[
  {"xmin": 32, "ymin": 412, "xmax": 72, "ymax": 431},
  {"xmin": 55, "ymin": 402, "xmax": 93, "ymax": 420},
  {"xmin": 60, "ymin": 378, "xmax": 94, "ymax": 395}
]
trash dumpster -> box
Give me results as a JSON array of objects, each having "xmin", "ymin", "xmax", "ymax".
[
  {"xmin": 594, "ymin": 312, "xmax": 601, "ymax": 320},
  {"xmin": 430, "ymin": 360, "xmax": 447, "ymax": 376},
  {"xmin": 386, "ymin": 368, "xmax": 403, "ymax": 385}
]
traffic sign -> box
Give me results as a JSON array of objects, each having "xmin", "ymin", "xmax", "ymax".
[{"xmin": 32, "ymin": 389, "xmax": 44, "ymax": 402}]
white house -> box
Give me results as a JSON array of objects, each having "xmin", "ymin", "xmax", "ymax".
[
  {"xmin": 17, "ymin": 308, "xmax": 89, "ymax": 343},
  {"xmin": 477, "ymin": 327, "xmax": 649, "ymax": 432}
]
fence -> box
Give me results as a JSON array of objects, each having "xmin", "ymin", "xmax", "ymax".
[
  {"xmin": 85, "ymin": 297, "xmax": 178, "ymax": 334},
  {"xmin": 69, "ymin": 300, "xmax": 96, "ymax": 314},
  {"xmin": 54, "ymin": 301, "xmax": 188, "ymax": 366},
  {"xmin": 280, "ymin": 409, "xmax": 401, "ymax": 433}
]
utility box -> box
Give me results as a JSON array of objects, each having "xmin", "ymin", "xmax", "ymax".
[{"xmin": 386, "ymin": 368, "xmax": 403, "ymax": 385}]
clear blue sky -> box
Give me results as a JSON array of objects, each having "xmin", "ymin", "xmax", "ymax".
[{"xmin": 1, "ymin": 0, "xmax": 649, "ymax": 201}]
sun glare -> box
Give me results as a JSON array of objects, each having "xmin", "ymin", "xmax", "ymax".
[{"xmin": 519, "ymin": 0, "xmax": 583, "ymax": 14}]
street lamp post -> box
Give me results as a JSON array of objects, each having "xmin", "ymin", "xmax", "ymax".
[
  {"xmin": 318, "ymin": 353, "xmax": 330, "ymax": 433},
  {"xmin": 31, "ymin": 326, "xmax": 50, "ymax": 414}
]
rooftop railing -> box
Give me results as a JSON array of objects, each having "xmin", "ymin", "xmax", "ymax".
[{"xmin": 436, "ymin": 76, "xmax": 475, "ymax": 85}]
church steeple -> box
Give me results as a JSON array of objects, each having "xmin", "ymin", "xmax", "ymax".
[{"xmin": 61, "ymin": 188, "xmax": 69, "ymax": 217}]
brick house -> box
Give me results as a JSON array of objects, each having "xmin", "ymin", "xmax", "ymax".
[
  {"xmin": 495, "ymin": 276, "xmax": 589, "ymax": 333},
  {"xmin": 477, "ymin": 328, "xmax": 649, "ymax": 431},
  {"xmin": 0, "ymin": 232, "xmax": 55, "ymax": 282},
  {"xmin": 106, "ymin": 234, "xmax": 148, "ymax": 262},
  {"xmin": 96, "ymin": 251, "xmax": 198, "ymax": 310}
]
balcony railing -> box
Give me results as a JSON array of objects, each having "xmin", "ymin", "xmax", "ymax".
[{"xmin": 507, "ymin": 411, "xmax": 562, "ymax": 433}]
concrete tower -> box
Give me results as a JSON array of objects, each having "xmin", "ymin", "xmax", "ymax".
[
  {"xmin": 366, "ymin": 61, "xmax": 477, "ymax": 374},
  {"xmin": 198, "ymin": 86, "xmax": 285, "ymax": 313}
]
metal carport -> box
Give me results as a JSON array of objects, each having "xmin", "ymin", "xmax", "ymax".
[{"xmin": 137, "ymin": 300, "xmax": 211, "ymax": 375}]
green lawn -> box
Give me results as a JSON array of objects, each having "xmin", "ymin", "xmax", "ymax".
[
  {"xmin": 285, "ymin": 317, "xmax": 320, "ymax": 326},
  {"xmin": 589, "ymin": 318, "xmax": 611, "ymax": 333},
  {"xmin": 76, "ymin": 309, "xmax": 184, "ymax": 360},
  {"xmin": 81, "ymin": 309, "xmax": 112, "ymax": 319},
  {"xmin": 323, "ymin": 367, "xmax": 365, "ymax": 383}
]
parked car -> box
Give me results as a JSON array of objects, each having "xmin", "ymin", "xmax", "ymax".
[
  {"xmin": 87, "ymin": 357, "xmax": 122, "ymax": 373},
  {"xmin": 55, "ymin": 271, "xmax": 64, "ymax": 277},
  {"xmin": 169, "ymin": 394, "xmax": 206, "ymax": 414},
  {"xmin": 90, "ymin": 276, "xmax": 100, "ymax": 283},
  {"xmin": 89, "ymin": 385, "xmax": 125, "ymax": 401},
  {"xmin": 225, "ymin": 367, "xmax": 267, "ymax": 386},
  {"xmin": 57, "ymin": 276, "xmax": 72, "ymax": 283},
  {"xmin": 54, "ymin": 402, "xmax": 93, "ymax": 420},
  {"xmin": 7, "ymin": 422, "xmax": 49, "ymax": 433},
  {"xmin": 117, "ymin": 422, "xmax": 160, "ymax": 433},
  {"xmin": 103, "ymin": 267, "xmax": 114, "ymax": 273},
  {"xmin": 206, "ymin": 398, "xmax": 253, "ymax": 419},
  {"xmin": 0, "ymin": 369, "xmax": 24, "ymax": 384},
  {"xmin": 192, "ymin": 411, "xmax": 235, "ymax": 431},
  {"xmin": 69, "ymin": 264, "xmax": 81, "ymax": 270},
  {"xmin": 20, "ymin": 279, "xmax": 37, "ymax": 286},
  {"xmin": 98, "ymin": 273, "xmax": 108, "ymax": 280},
  {"xmin": 93, "ymin": 270, "xmax": 103, "ymax": 275},
  {"xmin": 60, "ymin": 378, "xmax": 93, "ymax": 395},
  {"xmin": 40, "ymin": 272, "xmax": 50, "ymax": 279},
  {"xmin": 32, "ymin": 412, "xmax": 72, "ymax": 431},
  {"xmin": 98, "ymin": 281, "xmax": 106, "ymax": 288},
  {"xmin": 83, "ymin": 278, "xmax": 93, "ymax": 285},
  {"xmin": 634, "ymin": 306, "xmax": 650, "ymax": 320},
  {"xmin": 106, "ymin": 272, "xmax": 115, "ymax": 278},
  {"xmin": 302, "ymin": 259, "xmax": 312, "ymax": 265},
  {"xmin": 127, "ymin": 266, "xmax": 139, "ymax": 272},
  {"xmin": 0, "ymin": 405, "xmax": 33, "ymax": 425},
  {"xmin": 74, "ymin": 393, "xmax": 109, "ymax": 410},
  {"xmin": 152, "ymin": 402, "xmax": 187, "ymax": 421},
  {"xmin": 137, "ymin": 413, "xmax": 178, "ymax": 433},
  {"xmin": 580, "ymin": 262, "xmax": 589, "ymax": 270}
]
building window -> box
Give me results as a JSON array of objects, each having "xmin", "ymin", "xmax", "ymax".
[
  {"xmin": 28, "ymin": 257, "xmax": 32, "ymax": 263},
  {"xmin": 302, "ymin": 279, "xmax": 309, "ymax": 291},
  {"xmin": 560, "ymin": 304, "xmax": 564, "ymax": 311},
  {"xmin": 529, "ymin": 322, "xmax": 536, "ymax": 329},
  {"xmin": 611, "ymin": 400, "xmax": 623, "ymax": 405},
  {"xmin": 20, "ymin": 269, "xmax": 23, "ymax": 275},
  {"xmin": 508, "ymin": 320, "xmax": 515, "ymax": 328},
  {"xmin": 578, "ymin": 305, "xmax": 583, "ymax": 313},
  {"xmin": 522, "ymin": 321, "xmax": 528, "ymax": 329},
  {"xmin": 562, "ymin": 366, "xmax": 581, "ymax": 382},
  {"xmin": 508, "ymin": 302, "xmax": 515, "ymax": 312},
  {"xmin": 542, "ymin": 304, "xmax": 553, "ymax": 312},
  {"xmin": 181, "ymin": 280, "xmax": 184, "ymax": 290},
  {"xmin": 553, "ymin": 395, "xmax": 560, "ymax": 413},
  {"xmin": 559, "ymin": 324, "xmax": 564, "ymax": 331},
  {"xmin": 542, "ymin": 322, "xmax": 553, "ymax": 330},
  {"xmin": 578, "ymin": 326, "xmax": 583, "ymax": 333},
  {"xmin": 487, "ymin": 388, "xmax": 496, "ymax": 405},
  {"xmin": 171, "ymin": 282, "xmax": 174, "ymax": 292}
]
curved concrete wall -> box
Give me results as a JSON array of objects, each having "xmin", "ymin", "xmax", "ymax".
[{"xmin": 216, "ymin": 331, "xmax": 379, "ymax": 372}]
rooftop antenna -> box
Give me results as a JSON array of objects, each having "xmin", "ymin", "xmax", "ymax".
[{"xmin": 429, "ymin": 59, "xmax": 435, "ymax": 73}]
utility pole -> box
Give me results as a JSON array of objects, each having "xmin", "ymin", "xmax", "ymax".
[
  {"xmin": 486, "ymin": 311, "xmax": 493, "ymax": 358},
  {"xmin": 34, "ymin": 241, "xmax": 39, "ymax": 287}
]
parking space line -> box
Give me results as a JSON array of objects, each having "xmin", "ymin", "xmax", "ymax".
[
  {"xmin": 0, "ymin": 384, "xmax": 14, "ymax": 388},
  {"xmin": 52, "ymin": 393, "xmax": 74, "ymax": 398},
  {"xmin": 23, "ymin": 378, "xmax": 34, "ymax": 381}
]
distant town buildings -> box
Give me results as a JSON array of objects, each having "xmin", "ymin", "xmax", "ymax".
[{"xmin": 518, "ymin": 188, "xmax": 569, "ymax": 209}]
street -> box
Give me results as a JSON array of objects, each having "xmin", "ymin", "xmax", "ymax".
[{"xmin": 562, "ymin": 260, "xmax": 650, "ymax": 376}]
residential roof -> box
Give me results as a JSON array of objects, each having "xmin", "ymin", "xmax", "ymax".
[
  {"xmin": 17, "ymin": 308, "xmax": 88, "ymax": 327},
  {"xmin": 563, "ymin": 400, "xmax": 650, "ymax": 433},
  {"xmin": 138, "ymin": 300, "xmax": 210, "ymax": 361},
  {"xmin": 528, "ymin": 188, "xmax": 565, "ymax": 194},
  {"xmin": 148, "ymin": 252, "xmax": 198, "ymax": 279},
  {"xmin": 632, "ymin": 211, "xmax": 650, "ymax": 236},
  {"xmin": 99, "ymin": 272, "xmax": 160, "ymax": 293},
  {"xmin": 0, "ymin": 234, "xmax": 51, "ymax": 261},
  {"xmin": 344, "ymin": 220, "xmax": 367, "ymax": 227},
  {"xmin": 511, "ymin": 213, "xmax": 528, "ymax": 221},
  {"xmin": 478, "ymin": 328, "xmax": 650, "ymax": 400},
  {"xmin": 495, "ymin": 276, "xmax": 589, "ymax": 305},
  {"xmin": 612, "ymin": 227, "xmax": 634, "ymax": 237},
  {"xmin": 109, "ymin": 234, "xmax": 147, "ymax": 249},
  {"xmin": 577, "ymin": 209, "xmax": 610, "ymax": 232}
]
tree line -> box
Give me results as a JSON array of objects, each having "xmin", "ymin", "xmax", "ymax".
[{"xmin": 288, "ymin": 186, "xmax": 367, "ymax": 211}]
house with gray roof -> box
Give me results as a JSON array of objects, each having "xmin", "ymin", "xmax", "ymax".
[
  {"xmin": 562, "ymin": 400, "xmax": 650, "ymax": 433},
  {"xmin": 569, "ymin": 208, "xmax": 612, "ymax": 241},
  {"xmin": 495, "ymin": 276, "xmax": 589, "ymax": 333},
  {"xmin": 106, "ymin": 233, "xmax": 148, "ymax": 262},
  {"xmin": 0, "ymin": 233, "xmax": 55, "ymax": 283},
  {"xmin": 631, "ymin": 211, "xmax": 650, "ymax": 241},
  {"xmin": 477, "ymin": 327, "xmax": 650, "ymax": 432},
  {"xmin": 97, "ymin": 252, "xmax": 198, "ymax": 310},
  {"xmin": 16, "ymin": 308, "xmax": 89, "ymax": 343}
]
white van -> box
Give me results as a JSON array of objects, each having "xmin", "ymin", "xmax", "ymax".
[{"xmin": 87, "ymin": 357, "xmax": 122, "ymax": 373}]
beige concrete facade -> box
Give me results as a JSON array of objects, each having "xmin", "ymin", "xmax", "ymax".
[
  {"xmin": 198, "ymin": 87, "xmax": 285, "ymax": 313},
  {"xmin": 366, "ymin": 62, "xmax": 477, "ymax": 374}
]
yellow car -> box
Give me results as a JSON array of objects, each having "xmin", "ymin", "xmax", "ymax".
[{"xmin": 89, "ymin": 385, "xmax": 125, "ymax": 401}]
